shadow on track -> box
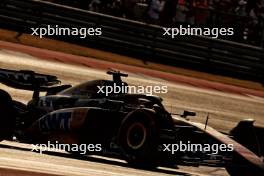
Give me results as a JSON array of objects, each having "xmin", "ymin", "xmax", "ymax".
[{"xmin": 0, "ymin": 142, "xmax": 192, "ymax": 176}]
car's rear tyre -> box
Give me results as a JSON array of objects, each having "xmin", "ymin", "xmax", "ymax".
[
  {"xmin": 118, "ymin": 109, "xmax": 159, "ymax": 168},
  {"xmin": 0, "ymin": 90, "xmax": 15, "ymax": 142}
]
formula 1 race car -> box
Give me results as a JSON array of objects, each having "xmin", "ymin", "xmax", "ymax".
[{"xmin": 0, "ymin": 68, "xmax": 263, "ymax": 176}]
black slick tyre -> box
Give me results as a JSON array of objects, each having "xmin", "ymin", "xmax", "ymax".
[
  {"xmin": 118, "ymin": 109, "xmax": 159, "ymax": 168},
  {"xmin": 0, "ymin": 90, "xmax": 15, "ymax": 142}
]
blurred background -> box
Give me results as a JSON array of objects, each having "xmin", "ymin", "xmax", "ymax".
[{"xmin": 46, "ymin": 0, "xmax": 264, "ymax": 47}]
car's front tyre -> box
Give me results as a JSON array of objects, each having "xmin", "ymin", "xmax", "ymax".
[{"xmin": 225, "ymin": 154, "xmax": 264, "ymax": 176}]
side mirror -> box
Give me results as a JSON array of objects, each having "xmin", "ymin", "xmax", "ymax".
[
  {"xmin": 107, "ymin": 70, "xmax": 128, "ymax": 83},
  {"xmin": 181, "ymin": 110, "xmax": 196, "ymax": 118}
]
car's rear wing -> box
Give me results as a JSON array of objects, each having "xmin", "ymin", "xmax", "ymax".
[{"xmin": 0, "ymin": 68, "xmax": 71, "ymax": 98}]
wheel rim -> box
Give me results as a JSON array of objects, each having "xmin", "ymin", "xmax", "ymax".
[{"xmin": 126, "ymin": 122, "xmax": 147, "ymax": 150}]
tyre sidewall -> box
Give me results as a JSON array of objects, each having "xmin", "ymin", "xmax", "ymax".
[
  {"xmin": 0, "ymin": 90, "xmax": 15, "ymax": 141},
  {"xmin": 118, "ymin": 109, "xmax": 159, "ymax": 166}
]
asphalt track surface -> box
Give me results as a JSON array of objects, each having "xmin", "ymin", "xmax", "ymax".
[{"xmin": 0, "ymin": 44, "xmax": 264, "ymax": 176}]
